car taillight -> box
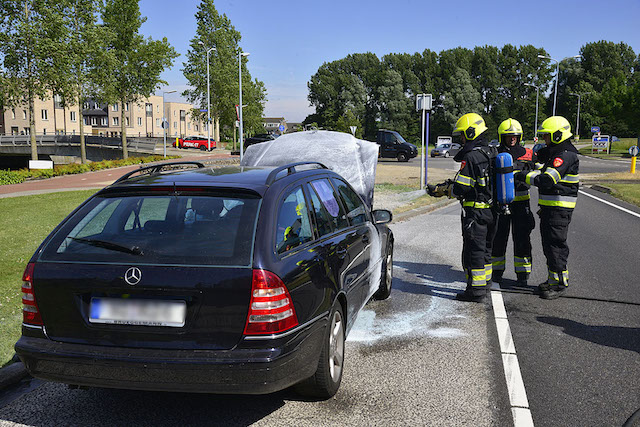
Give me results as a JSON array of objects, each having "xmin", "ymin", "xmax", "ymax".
[
  {"xmin": 21, "ymin": 262, "xmax": 42, "ymax": 326},
  {"xmin": 243, "ymin": 269, "xmax": 298, "ymax": 335}
]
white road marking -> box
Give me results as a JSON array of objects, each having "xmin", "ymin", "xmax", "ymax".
[
  {"xmin": 491, "ymin": 290, "xmax": 535, "ymax": 426},
  {"xmin": 579, "ymin": 189, "xmax": 640, "ymax": 219}
]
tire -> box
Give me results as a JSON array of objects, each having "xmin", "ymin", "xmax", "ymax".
[
  {"xmin": 397, "ymin": 152, "xmax": 408, "ymax": 162},
  {"xmin": 199, "ymin": 145, "xmax": 207, "ymax": 151},
  {"xmin": 374, "ymin": 239, "xmax": 393, "ymax": 300},
  {"xmin": 444, "ymin": 151, "xmax": 450, "ymax": 158},
  {"xmin": 295, "ymin": 302, "xmax": 345, "ymax": 398}
]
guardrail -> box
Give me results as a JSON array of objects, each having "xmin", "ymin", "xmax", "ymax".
[{"xmin": 0, "ymin": 135, "xmax": 159, "ymax": 152}]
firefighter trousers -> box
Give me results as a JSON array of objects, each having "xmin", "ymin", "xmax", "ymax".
[
  {"xmin": 461, "ymin": 206, "xmax": 496, "ymax": 296},
  {"xmin": 539, "ymin": 207, "xmax": 573, "ymax": 288},
  {"xmin": 491, "ymin": 201, "xmax": 535, "ymax": 276}
]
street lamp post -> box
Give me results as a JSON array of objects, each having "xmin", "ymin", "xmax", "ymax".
[
  {"xmin": 162, "ymin": 90, "xmax": 176, "ymax": 158},
  {"xmin": 538, "ymin": 54, "xmax": 582, "ymax": 116},
  {"xmin": 569, "ymin": 92, "xmax": 589, "ymax": 140},
  {"xmin": 524, "ymin": 82, "xmax": 540, "ymax": 140},
  {"xmin": 238, "ymin": 51, "xmax": 250, "ymax": 162}
]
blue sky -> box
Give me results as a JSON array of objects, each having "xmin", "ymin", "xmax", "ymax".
[{"xmin": 141, "ymin": 0, "xmax": 640, "ymax": 123}]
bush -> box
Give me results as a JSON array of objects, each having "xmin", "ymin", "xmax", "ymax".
[{"xmin": 0, "ymin": 155, "xmax": 180, "ymax": 186}]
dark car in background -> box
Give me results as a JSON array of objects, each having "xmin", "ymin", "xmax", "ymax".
[
  {"xmin": 375, "ymin": 129, "xmax": 418, "ymax": 162},
  {"xmin": 175, "ymin": 135, "xmax": 216, "ymax": 150},
  {"xmin": 430, "ymin": 143, "xmax": 461, "ymax": 158},
  {"xmin": 244, "ymin": 133, "xmax": 278, "ymax": 151},
  {"xmin": 15, "ymin": 161, "xmax": 394, "ymax": 398}
]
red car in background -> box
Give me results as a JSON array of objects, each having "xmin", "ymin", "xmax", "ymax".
[{"xmin": 175, "ymin": 136, "xmax": 216, "ymax": 151}]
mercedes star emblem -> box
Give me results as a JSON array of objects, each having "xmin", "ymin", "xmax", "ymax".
[{"xmin": 124, "ymin": 267, "xmax": 142, "ymax": 285}]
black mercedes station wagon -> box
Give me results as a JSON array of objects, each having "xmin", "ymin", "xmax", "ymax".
[{"xmin": 15, "ymin": 161, "xmax": 394, "ymax": 398}]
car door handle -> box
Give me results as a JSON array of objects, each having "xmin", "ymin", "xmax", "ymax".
[
  {"xmin": 336, "ymin": 246, "xmax": 348, "ymax": 259},
  {"xmin": 361, "ymin": 234, "xmax": 369, "ymax": 244}
]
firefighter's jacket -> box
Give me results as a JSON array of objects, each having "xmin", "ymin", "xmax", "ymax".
[
  {"xmin": 525, "ymin": 142, "xmax": 579, "ymax": 210},
  {"xmin": 452, "ymin": 138, "xmax": 496, "ymax": 209}
]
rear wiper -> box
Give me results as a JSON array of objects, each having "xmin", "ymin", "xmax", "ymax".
[{"xmin": 67, "ymin": 237, "xmax": 144, "ymax": 256}]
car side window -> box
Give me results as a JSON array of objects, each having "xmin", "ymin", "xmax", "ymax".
[
  {"xmin": 331, "ymin": 178, "xmax": 368, "ymax": 226},
  {"xmin": 276, "ymin": 187, "xmax": 313, "ymax": 254},
  {"xmin": 307, "ymin": 184, "xmax": 335, "ymax": 238},
  {"xmin": 310, "ymin": 179, "xmax": 349, "ymax": 231},
  {"xmin": 384, "ymin": 132, "xmax": 395, "ymax": 144},
  {"xmin": 124, "ymin": 197, "xmax": 170, "ymax": 231}
]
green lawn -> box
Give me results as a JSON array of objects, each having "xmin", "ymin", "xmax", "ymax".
[
  {"xmin": 605, "ymin": 183, "xmax": 640, "ymax": 208},
  {"xmin": 0, "ymin": 190, "xmax": 97, "ymax": 367}
]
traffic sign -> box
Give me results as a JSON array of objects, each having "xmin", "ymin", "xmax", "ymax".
[
  {"xmin": 416, "ymin": 94, "xmax": 432, "ymax": 111},
  {"xmin": 350, "ymin": 126, "xmax": 357, "ymax": 136},
  {"xmin": 533, "ymin": 136, "xmax": 538, "ymax": 143},
  {"xmin": 591, "ymin": 135, "xmax": 610, "ymax": 153},
  {"xmin": 629, "ymin": 146, "xmax": 639, "ymax": 157},
  {"xmin": 279, "ymin": 124, "xmax": 285, "ymax": 132},
  {"xmin": 591, "ymin": 126, "xmax": 600, "ymax": 133},
  {"xmin": 200, "ymin": 109, "xmax": 208, "ymax": 112}
]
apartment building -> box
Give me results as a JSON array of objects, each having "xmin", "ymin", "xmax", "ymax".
[{"xmin": 1, "ymin": 94, "xmax": 207, "ymax": 139}]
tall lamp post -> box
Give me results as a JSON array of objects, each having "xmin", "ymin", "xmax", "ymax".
[
  {"xmin": 162, "ymin": 90, "xmax": 176, "ymax": 158},
  {"xmin": 238, "ymin": 51, "xmax": 250, "ymax": 162},
  {"xmin": 569, "ymin": 92, "xmax": 589, "ymax": 140},
  {"xmin": 538, "ymin": 54, "xmax": 582, "ymax": 115},
  {"xmin": 198, "ymin": 41, "xmax": 217, "ymax": 151},
  {"xmin": 524, "ymin": 82, "xmax": 540, "ymax": 140}
]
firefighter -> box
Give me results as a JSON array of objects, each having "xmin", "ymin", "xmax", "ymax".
[
  {"xmin": 516, "ymin": 116, "xmax": 579, "ymax": 299},
  {"xmin": 491, "ymin": 118, "xmax": 536, "ymax": 286},
  {"xmin": 428, "ymin": 113, "xmax": 497, "ymax": 302}
]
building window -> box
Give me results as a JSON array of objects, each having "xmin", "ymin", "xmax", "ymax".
[
  {"xmin": 41, "ymin": 109, "xmax": 48, "ymax": 120},
  {"xmin": 156, "ymin": 105, "xmax": 159, "ymax": 113},
  {"xmin": 83, "ymin": 102, "xmax": 89, "ymax": 109},
  {"xmin": 125, "ymin": 117, "xmax": 130, "ymax": 126},
  {"xmin": 11, "ymin": 109, "xmax": 16, "ymax": 119},
  {"xmin": 173, "ymin": 121, "xmax": 177, "ymax": 129},
  {"xmin": 43, "ymin": 128, "xmax": 46, "ymax": 135},
  {"xmin": 113, "ymin": 117, "xmax": 119, "ymax": 126},
  {"xmin": 146, "ymin": 104, "xmax": 152, "ymax": 113},
  {"xmin": 125, "ymin": 103, "xmax": 129, "ymax": 111},
  {"xmin": 112, "ymin": 104, "xmax": 118, "ymax": 112},
  {"xmin": 24, "ymin": 127, "xmax": 30, "ymax": 135},
  {"xmin": 156, "ymin": 118, "xmax": 161, "ymax": 127},
  {"xmin": 187, "ymin": 123, "xmax": 191, "ymax": 130},
  {"xmin": 91, "ymin": 117, "xmax": 97, "ymax": 126},
  {"xmin": 138, "ymin": 117, "xmax": 142, "ymax": 126},
  {"xmin": 101, "ymin": 117, "xmax": 107, "ymax": 126},
  {"xmin": 22, "ymin": 110, "xmax": 27, "ymax": 119},
  {"xmin": 195, "ymin": 125, "xmax": 199, "ymax": 132},
  {"xmin": 70, "ymin": 111, "xmax": 76, "ymax": 122}
]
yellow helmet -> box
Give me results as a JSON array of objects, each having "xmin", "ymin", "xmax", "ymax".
[
  {"xmin": 538, "ymin": 116, "xmax": 572, "ymax": 144},
  {"xmin": 498, "ymin": 118, "xmax": 523, "ymax": 144},
  {"xmin": 452, "ymin": 113, "xmax": 488, "ymax": 141}
]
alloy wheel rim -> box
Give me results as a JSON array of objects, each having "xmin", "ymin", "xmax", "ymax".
[
  {"xmin": 328, "ymin": 310, "xmax": 344, "ymax": 382},
  {"xmin": 385, "ymin": 249, "xmax": 393, "ymax": 290}
]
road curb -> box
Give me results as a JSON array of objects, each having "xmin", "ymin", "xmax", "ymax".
[
  {"xmin": 0, "ymin": 361, "xmax": 29, "ymax": 391},
  {"xmin": 392, "ymin": 198, "xmax": 457, "ymax": 223},
  {"xmin": 589, "ymin": 184, "xmax": 613, "ymax": 194}
]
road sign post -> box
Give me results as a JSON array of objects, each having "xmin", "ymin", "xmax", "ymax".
[
  {"xmin": 629, "ymin": 145, "xmax": 639, "ymax": 174},
  {"xmin": 416, "ymin": 94, "xmax": 432, "ymax": 188}
]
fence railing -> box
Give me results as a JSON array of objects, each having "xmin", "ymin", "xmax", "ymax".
[{"xmin": 0, "ymin": 134, "xmax": 159, "ymax": 152}]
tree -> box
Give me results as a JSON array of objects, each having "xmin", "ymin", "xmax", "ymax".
[
  {"xmin": 182, "ymin": 0, "xmax": 265, "ymax": 144},
  {"xmin": 101, "ymin": 0, "xmax": 178, "ymax": 158},
  {"xmin": 56, "ymin": 0, "xmax": 112, "ymax": 163},
  {"xmin": 0, "ymin": 0, "xmax": 68, "ymax": 160},
  {"xmin": 441, "ymin": 68, "xmax": 484, "ymax": 129}
]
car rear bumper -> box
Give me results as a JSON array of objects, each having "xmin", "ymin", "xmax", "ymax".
[{"xmin": 15, "ymin": 320, "xmax": 326, "ymax": 394}]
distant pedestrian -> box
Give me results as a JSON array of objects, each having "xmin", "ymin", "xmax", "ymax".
[
  {"xmin": 491, "ymin": 118, "xmax": 536, "ymax": 287},
  {"xmin": 516, "ymin": 116, "xmax": 579, "ymax": 299}
]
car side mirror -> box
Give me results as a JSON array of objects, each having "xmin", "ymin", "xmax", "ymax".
[{"xmin": 372, "ymin": 209, "xmax": 392, "ymax": 224}]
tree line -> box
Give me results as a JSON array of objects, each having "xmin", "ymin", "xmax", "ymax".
[
  {"xmin": 0, "ymin": 0, "xmax": 265, "ymax": 162},
  {"xmin": 305, "ymin": 41, "xmax": 640, "ymax": 143}
]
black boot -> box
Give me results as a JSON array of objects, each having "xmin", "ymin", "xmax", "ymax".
[
  {"xmin": 516, "ymin": 272, "xmax": 529, "ymax": 286},
  {"xmin": 492, "ymin": 271, "xmax": 504, "ymax": 284},
  {"xmin": 539, "ymin": 283, "xmax": 566, "ymax": 300},
  {"xmin": 456, "ymin": 289, "xmax": 486, "ymax": 302}
]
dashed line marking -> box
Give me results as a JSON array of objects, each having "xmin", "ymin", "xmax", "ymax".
[{"xmin": 491, "ymin": 289, "xmax": 535, "ymax": 426}]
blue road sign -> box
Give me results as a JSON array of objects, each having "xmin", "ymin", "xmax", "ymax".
[
  {"xmin": 279, "ymin": 124, "xmax": 285, "ymax": 132},
  {"xmin": 591, "ymin": 126, "xmax": 600, "ymax": 133},
  {"xmin": 200, "ymin": 109, "xmax": 208, "ymax": 112}
]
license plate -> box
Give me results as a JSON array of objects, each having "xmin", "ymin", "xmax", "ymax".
[{"xmin": 89, "ymin": 298, "xmax": 186, "ymax": 327}]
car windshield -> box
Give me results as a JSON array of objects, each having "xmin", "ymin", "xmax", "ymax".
[
  {"xmin": 391, "ymin": 131, "xmax": 407, "ymax": 144},
  {"xmin": 40, "ymin": 192, "xmax": 261, "ymax": 267},
  {"xmin": 437, "ymin": 144, "xmax": 450, "ymax": 149}
]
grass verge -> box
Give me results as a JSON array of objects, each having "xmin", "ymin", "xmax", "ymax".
[
  {"xmin": 393, "ymin": 194, "xmax": 440, "ymax": 214},
  {"xmin": 601, "ymin": 183, "xmax": 640, "ymax": 207},
  {"xmin": 0, "ymin": 190, "xmax": 97, "ymax": 367}
]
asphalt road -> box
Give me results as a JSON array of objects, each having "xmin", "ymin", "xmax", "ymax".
[{"xmin": 497, "ymin": 188, "xmax": 640, "ymax": 426}]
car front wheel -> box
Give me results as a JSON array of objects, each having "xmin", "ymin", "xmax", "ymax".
[
  {"xmin": 199, "ymin": 145, "xmax": 207, "ymax": 151},
  {"xmin": 295, "ymin": 302, "xmax": 345, "ymax": 398},
  {"xmin": 397, "ymin": 152, "xmax": 408, "ymax": 162},
  {"xmin": 444, "ymin": 151, "xmax": 450, "ymax": 158},
  {"xmin": 374, "ymin": 239, "xmax": 393, "ymax": 300}
]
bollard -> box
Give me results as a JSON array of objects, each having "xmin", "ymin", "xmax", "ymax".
[{"xmin": 632, "ymin": 157, "xmax": 637, "ymax": 174}]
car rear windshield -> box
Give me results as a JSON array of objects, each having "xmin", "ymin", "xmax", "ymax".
[{"xmin": 39, "ymin": 191, "xmax": 261, "ymax": 267}]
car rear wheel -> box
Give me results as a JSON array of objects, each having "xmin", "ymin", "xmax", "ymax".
[
  {"xmin": 374, "ymin": 239, "xmax": 393, "ymax": 300},
  {"xmin": 295, "ymin": 302, "xmax": 345, "ymax": 398},
  {"xmin": 397, "ymin": 152, "xmax": 408, "ymax": 162},
  {"xmin": 444, "ymin": 151, "xmax": 450, "ymax": 158},
  {"xmin": 199, "ymin": 145, "xmax": 207, "ymax": 151}
]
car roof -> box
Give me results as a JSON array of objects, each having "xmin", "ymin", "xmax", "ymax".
[{"xmin": 104, "ymin": 162, "xmax": 335, "ymax": 197}]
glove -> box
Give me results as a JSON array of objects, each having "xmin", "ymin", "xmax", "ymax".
[{"xmin": 427, "ymin": 180, "xmax": 453, "ymax": 198}]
